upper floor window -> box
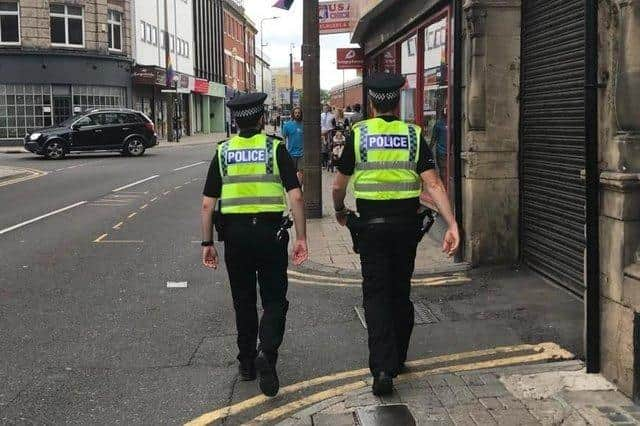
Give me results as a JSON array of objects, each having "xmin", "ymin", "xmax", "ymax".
[
  {"xmin": 50, "ymin": 4, "xmax": 84, "ymax": 47},
  {"xmin": 0, "ymin": 2, "xmax": 20, "ymax": 45},
  {"xmin": 107, "ymin": 10, "xmax": 122, "ymax": 51}
]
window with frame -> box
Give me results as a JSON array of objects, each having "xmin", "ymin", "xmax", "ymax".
[
  {"xmin": 150, "ymin": 25, "xmax": 157, "ymax": 45},
  {"xmin": 107, "ymin": 10, "xmax": 122, "ymax": 51},
  {"xmin": 140, "ymin": 21, "xmax": 145, "ymax": 40},
  {"xmin": 170, "ymin": 34, "xmax": 174, "ymax": 52},
  {"xmin": 0, "ymin": 2, "xmax": 20, "ymax": 44},
  {"xmin": 50, "ymin": 4, "xmax": 84, "ymax": 46}
]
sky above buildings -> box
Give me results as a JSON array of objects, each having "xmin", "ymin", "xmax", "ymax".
[{"xmin": 243, "ymin": 0, "xmax": 359, "ymax": 90}]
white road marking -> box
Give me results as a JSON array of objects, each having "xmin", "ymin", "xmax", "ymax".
[
  {"xmin": 139, "ymin": 204, "xmax": 148, "ymax": 210},
  {"xmin": 112, "ymin": 175, "xmax": 159, "ymax": 193},
  {"xmin": 93, "ymin": 233, "xmax": 108, "ymax": 242},
  {"xmin": 0, "ymin": 201, "xmax": 87, "ymax": 236},
  {"xmin": 173, "ymin": 161, "xmax": 205, "ymax": 171},
  {"xmin": 113, "ymin": 222, "xmax": 123, "ymax": 230},
  {"xmin": 127, "ymin": 212, "xmax": 137, "ymax": 219},
  {"xmin": 149, "ymin": 197, "xmax": 158, "ymax": 202},
  {"xmin": 167, "ymin": 281, "xmax": 188, "ymax": 288},
  {"xmin": 174, "ymin": 185, "xmax": 183, "ymax": 190}
]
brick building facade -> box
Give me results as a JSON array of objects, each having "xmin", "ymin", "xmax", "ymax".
[
  {"xmin": 222, "ymin": 0, "xmax": 256, "ymax": 94},
  {"xmin": 329, "ymin": 77, "xmax": 363, "ymax": 110},
  {"xmin": 0, "ymin": 0, "xmax": 134, "ymax": 144}
]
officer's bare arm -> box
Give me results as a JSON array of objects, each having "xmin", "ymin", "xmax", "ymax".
[
  {"xmin": 420, "ymin": 170, "xmax": 456, "ymax": 228},
  {"xmin": 201, "ymin": 196, "xmax": 217, "ymax": 241},
  {"xmin": 332, "ymin": 172, "xmax": 350, "ymax": 210},
  {"xmin": 287, "ymin": 188, "xmax": 307, "ymax": 241}
]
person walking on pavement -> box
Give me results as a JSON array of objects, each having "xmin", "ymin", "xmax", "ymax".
[
  {"xmin": 331, "ymin": 73, "xmax": 460, "ymax": 396},
  {"xmin": 282, "ymin": 106, "xmax": 304, "ymax": 185},
  {"xmin": 200, "ymin": 92, "xmax": 308, "ymax": 397},
  {"xmin": 320, "ymin": 104, "xmax": 335, "ymax": 148}
]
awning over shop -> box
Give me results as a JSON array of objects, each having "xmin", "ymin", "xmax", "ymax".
[{"xmin": 351, "ymin": 0, "xmax": 441, "ymax": 55}]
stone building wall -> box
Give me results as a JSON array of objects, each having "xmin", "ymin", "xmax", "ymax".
[
  {"xmin": 16, "ymin": 0, "xmax": 132, "ymax": 57},
  {"xmin": 597, "ymin": 0, "xmax": 640, "ymax": 399},
  {"xmin": 461, "ymin": 0, "xmax": 521, "ymax": 266}
]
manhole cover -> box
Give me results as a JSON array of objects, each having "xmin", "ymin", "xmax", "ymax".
[{"xmin": 355, "ymin": 404, "xmax": 416, "ymax": 426}]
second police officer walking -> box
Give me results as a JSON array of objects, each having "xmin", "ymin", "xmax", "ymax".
[
  {"xmin": 332, "ymin": 72, "xmax": 461, "ymax": 396},
  {"xmin": 200, "ymin": 92, "xmax": 308, "ymax": 397}
]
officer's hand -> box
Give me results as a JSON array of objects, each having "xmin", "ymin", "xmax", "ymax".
[
  {"xmin": 202, "ymin": 246, "xmax": 219, "ymax": 269},
  {"xmin": 442, "ymin": 224, "xmax": 460, "ymax": 257},
  {"xmin": 292, "ymin": 239, "xmax": 308, "ymax": 266},
  {"xmin": 335, "ymin": 209, "xmax": 351, "ymax": 227}
]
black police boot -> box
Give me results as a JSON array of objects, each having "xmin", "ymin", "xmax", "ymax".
[
  {"xmin": 238, "ymin": 359, "xmax": 256, "ymax": 381},
  {"xmin": 397, "ymin": 363, "xmax": 408, "ymax": 375},
  {"xmin": 372, "ymin": 372, "xmax": 393, "ymax": 396},
  {"xmin": 255, "ymin": 351, "xmax": 279, "ymax": 397}
]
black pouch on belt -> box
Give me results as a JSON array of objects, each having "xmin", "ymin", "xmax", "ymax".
[
  {"xmin": 276, "ymin": 215, "xmax": 293, "ymax": 243},
  {"xmin": 417, "ymin": 206, "xmax": 436, "ymax": 242},
  {"xmin": 345, "ymin": 212, "xmax": 363, "ymax": 254}
]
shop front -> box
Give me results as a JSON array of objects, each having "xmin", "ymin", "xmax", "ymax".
[{"xmin": 353, "ymin": 0, "xmax": 456, "ymax": 193}]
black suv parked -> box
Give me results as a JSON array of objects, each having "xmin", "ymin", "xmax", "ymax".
[{"xmin": 24, "ymin": 108, "xmax": 158, "ymax": 159}]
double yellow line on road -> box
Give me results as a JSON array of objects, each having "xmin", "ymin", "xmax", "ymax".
[
  {"xmin": 185, "ymin": 342, "xmax": 574, "ymax": 425},
  {"xmin": 287, "ymin": 269, "xmax": 471, "ymax": 288}
]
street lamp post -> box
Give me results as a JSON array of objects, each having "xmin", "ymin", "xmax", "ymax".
[{"xmin": 260, "ymin": 16, "xmax": 278, "ymax": 93}]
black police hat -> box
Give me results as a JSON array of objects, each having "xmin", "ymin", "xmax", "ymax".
[
  {"xmin": 227, "ymin": 92, "xmax": 268, "ymax": 118},
  {"xmin": 365, "ymin": 72, "xmax": 406, "ymax": 93}
]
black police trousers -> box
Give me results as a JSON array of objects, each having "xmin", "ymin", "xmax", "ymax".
[
  {"xmin": 223, "ymin": 221, "xmax": 289, "ymax": 364},
  {"xmin": 358, "ymin": 222, "xmax": 419, "ymax": 377}
]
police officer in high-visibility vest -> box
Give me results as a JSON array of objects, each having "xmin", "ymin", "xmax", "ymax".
[
  {"xmin": 201, "ymin": 92, "xmax": 308, "ymax": 397},
  {"xmin": 332, "ymin": 73, "xmax": 460, "ymax": 396}
]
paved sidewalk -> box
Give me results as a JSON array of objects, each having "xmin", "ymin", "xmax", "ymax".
[
  {"xmin": 276, "ymin": 360, "xmax": 640, "ymax": 426},
  {"xmin": 297, "ymin": 171, "xmax": 459, "ymax": 277},
  {"xmin": 156, "ymin": 132, "xmax": 227, "ymax": 148}
]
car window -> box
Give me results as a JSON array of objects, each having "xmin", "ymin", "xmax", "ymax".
[
  {"xmin": 121, "ymin": 113, "xmax": 140, "ymax": 124},
  {"xmin": 97, "ymin": 113, "xmax": 123, "ymax": 125},
  {"xmin": 75, "ymin": 115, "xmax": 98, "ymax": 127}
]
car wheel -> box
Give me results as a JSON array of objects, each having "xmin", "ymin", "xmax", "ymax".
[
  {"xmin": 124, "ymin": 137, "xmax": 146, "ymax": 157},
  {"xmin": 44, "ymin": 140, "xmax": 66, "ymax": 160}
]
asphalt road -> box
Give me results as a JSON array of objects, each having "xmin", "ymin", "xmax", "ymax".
[{"xmin": 0, "ymin": 144, "xmax": 584, "ymax": 425}]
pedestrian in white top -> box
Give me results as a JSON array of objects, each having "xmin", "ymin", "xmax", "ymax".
[{"xmin": 320, "ymin": 104, "xmax": 335, "ymax": 146}]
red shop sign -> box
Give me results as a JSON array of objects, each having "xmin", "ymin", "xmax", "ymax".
[
  {"xmin": 194, "ymin": 78, "xmax": 209, "ymax": 94},
  {"xmin": 336, "ymin": 48, "xmax": 364, "ymax": 70}
]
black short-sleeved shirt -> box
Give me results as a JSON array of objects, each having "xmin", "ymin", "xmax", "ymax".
[
  {"xmin": 203, "ymin": 129, "xmax": 301, "ymax": 221},
  {"xmin": 336, "ymin": 115, "xmax": 436, "ymax": 218}
]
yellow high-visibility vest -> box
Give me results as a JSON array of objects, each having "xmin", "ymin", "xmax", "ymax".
[
  {"xmin": 218, "ymin": 134, "xmax": 286, "ymax": 214},
  {"xmin": 352, "ymin": 118, "xmax": 422, "ymax": 200}
]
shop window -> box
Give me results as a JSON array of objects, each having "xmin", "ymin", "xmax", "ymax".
[
  {"xmin": 50, "ymin": 4, "xmax": 84, "ymax": 47},
  {"xmin": 108, "ymin": 10, "xmax": 122, "ymax": 51},
  {"xmin": 0, "ymin": 2, "xmax": 20, "ymax": 44},
  {"xmin": 0, "ymin": 84, "xmax": 54, "ymax": 139},
  {"xmin": 400, "ymin": 35, "xmax": 417, "ymax": 123},
  {"xmin": 423, "ymin": 17, "xmax": 449, "ymax": 182}
]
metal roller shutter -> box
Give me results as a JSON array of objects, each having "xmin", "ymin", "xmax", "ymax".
[{"xmin": 521, "ymin": 0, "xmax": 586, "ymax": 292}]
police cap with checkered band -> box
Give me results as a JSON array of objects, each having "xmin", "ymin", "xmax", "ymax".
[
  {"xmin": 226, "ymin": 92, "xmax": 268, "ymax": 119},
  {"xmin": 365, "ymin": 72, "xmax": 406, "ymax": 104}
]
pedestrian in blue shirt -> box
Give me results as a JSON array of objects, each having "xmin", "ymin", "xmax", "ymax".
[
  {"xmin": 283, "ymin": 107, "xmax": 304, "ymax": 185},
  {"xmin": 430, "ymin": 109, "xmax": 448, "ymax": 181}
]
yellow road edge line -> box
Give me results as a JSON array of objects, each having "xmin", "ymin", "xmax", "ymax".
[
  {"xmin": 127, "ymin": 212, "xmax": 137, "ymax": 219},
  {"xmin": 95, "ymin": 240, "xmax": 144, "ymax": 244},
  {"xmin": 0, "ymin": 169, "xmax": 47, "ymax": 188},
  {"xmin": 287, "ymin": 269, "xmax": 468, "ymax": 285},
  {"xmin": 139, "ymin": 204, "xmax": 149, "ymax": 210},
  {"xmin": 112, "ymin": 222, "xmax": 123, "ymax": 230},
  {"xmin": 250, "ymin": 350, "xmax": 571, "ymax": 423},
  {"xmin": 184, "ymin": 342, "xmax": 571, "ymax": 425},
  {"xmin": 93, "ymin": 233, "xmax": 108, "ymax": 243},
  {"xmin": 288, "ymin": 277, "xmax": 471, "ymax": 288}
]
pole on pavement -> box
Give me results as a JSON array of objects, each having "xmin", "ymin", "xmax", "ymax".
[
  {"xmin": 289, "ymin": 47, "xmax": 294, "ymax": 109},
  {"xmin": 302, "ymin": 0, "xmax": 322, "ymax": 218},
  {"xmin": 163, "ymin": 0, "xmax": 174, "ymax": 142},
  {"xmin": 342, "ymin": 70, "xmax": 345, "ymax": 109}
]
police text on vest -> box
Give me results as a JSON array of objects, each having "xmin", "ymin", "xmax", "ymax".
[
  {"xmin": 226, "ymin": 149, "xmax": 267, "ymax": 165},
  {"xmin": 365, "ymin": 135, "xmax": 409, "ymax": 150}
]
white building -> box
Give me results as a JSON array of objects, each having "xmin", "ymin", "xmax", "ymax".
[
  {"xmin": 256, "ymin": 48, "xmax": 274, "ymax": 113},
  {"xmin": 131, "ymin": 0, "xmax": 195, "ymax": 139}
]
